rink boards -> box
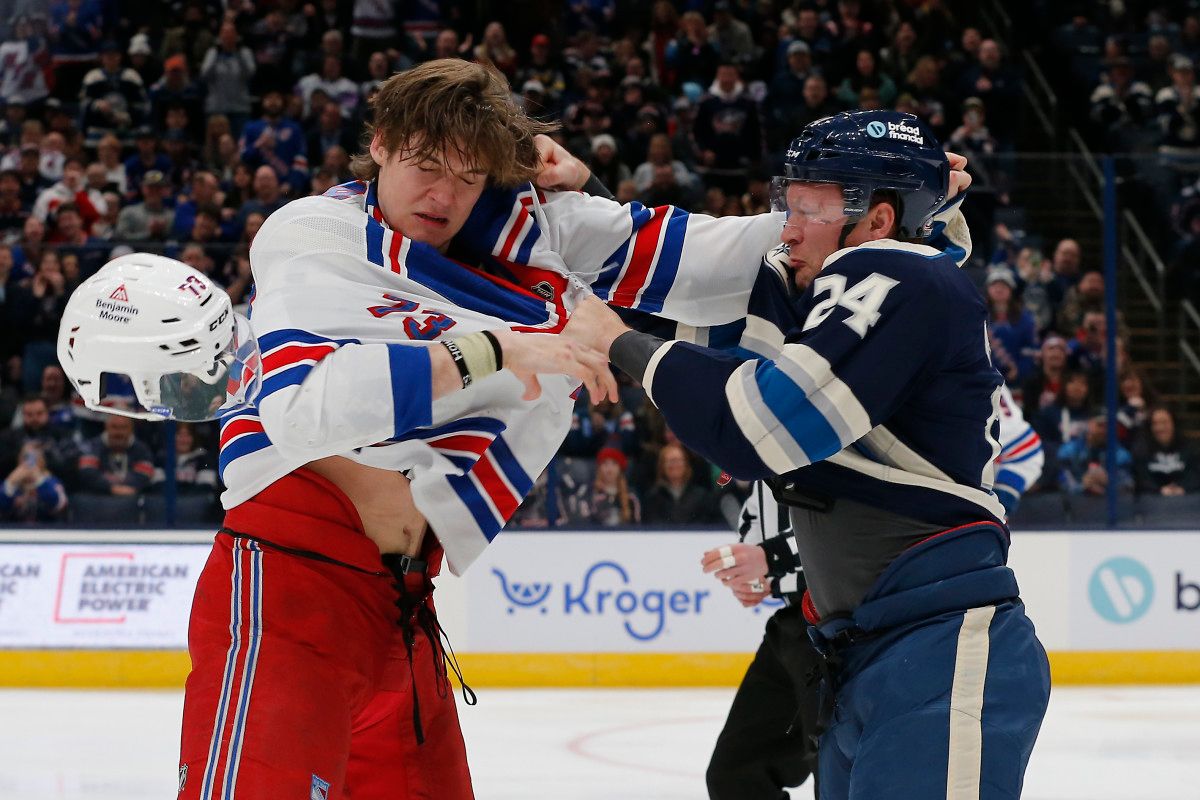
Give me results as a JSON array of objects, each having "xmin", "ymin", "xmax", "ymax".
[{"xmin": 0, "ymin": 529, "xmax": 1197, "ymax": 687}]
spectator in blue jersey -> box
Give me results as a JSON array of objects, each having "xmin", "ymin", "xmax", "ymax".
[
  {"xmin": 239, "ymin": 88, "xmax": 308, "ymax": 186},
  {"xmin": 76, "ymin": 412, "xmax": 155, "ymax": 498},
  {"xmin": 0, "ymin": 439, "xmax": 67, "ymax": 522},
  {"xmin": 642, "ymin": 442, "xmax": 722, "ymax": 525},
  {"xmin": 171, "ymin": 172, "xmax": 225, "ymax": 242},
  {"xmin": 985, "ymin": 267, "xmax": 1039, "ymax": 386},
  {"xmin": 123, "ymin": 127, "xmax": 171, "ymax": 202},
  {"xmin": 1057, "ymin": 415, "xmax": 1133, "ymax": 496}
]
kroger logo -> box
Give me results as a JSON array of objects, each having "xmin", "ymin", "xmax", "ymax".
[
  {"xmin": 865, "ymin": 120, "xmax": 887, "ymax": 138},
  {"xmin": 1089, "ymin": 556, "xmax": 1154, "ymax": 623},
  {"xmin": 492, "ymin": 561, "xmax": 713, "ymax": 641}
]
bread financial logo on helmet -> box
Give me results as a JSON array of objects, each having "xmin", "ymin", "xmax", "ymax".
[
  {"xmin": 884, "ymin": 120, "xmax": 924, "ymax": 144},
  {"xmin": 865, "ymin": 120, "xmax": 887, "ymax": 138}
]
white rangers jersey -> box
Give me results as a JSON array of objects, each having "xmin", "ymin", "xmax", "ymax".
[
  {"xmin": 222, "ymin": 180, "xmax": 782, "ymax": 573},
  {"xmin": 994, "ymin": 383, "xmax": 1044, "ymax": 515}
]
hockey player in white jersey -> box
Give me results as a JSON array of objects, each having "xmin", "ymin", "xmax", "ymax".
[{"xmin": 157, "ymin": 59, "xmax": 785, "ymax": 800}]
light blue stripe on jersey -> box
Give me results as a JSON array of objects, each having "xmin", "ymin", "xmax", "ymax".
[
  {"xmin": 593, "ymin": 202, "xmax": 650, "ymax": 300},
  {"xmin": 637, "ymin": 207, "xmax": 689, "ymax": 313},
  {"xmin": 754, "ymin": 360, "xmax": 844, "ymax": 463},
  {"xmin": 445, "ymin": 472, "xmax": 502, "ymax": 540},
  {"xmin": 218, "ymin": 432, "xmax": 272, "ymax": 481},
  {"xmin": 488, "ymin": 435, "xmax": 533, "ymax": 496}
]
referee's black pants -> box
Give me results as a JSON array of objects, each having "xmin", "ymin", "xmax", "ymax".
[{"xmin": 706, "ymin": 602, "xmax": 822, "ymax": 800}]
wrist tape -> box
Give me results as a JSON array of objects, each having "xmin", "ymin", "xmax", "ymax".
[{"xmin": 441, "ymin": 331, "xmax": 503, "ymax": 388}]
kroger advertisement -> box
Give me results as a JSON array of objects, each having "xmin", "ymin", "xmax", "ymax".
[{"xmin": 0, "ymin": 531, "xmax": 1197, "ymax": 652}]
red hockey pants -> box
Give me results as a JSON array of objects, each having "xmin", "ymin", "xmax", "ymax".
[{"xmin": 177, "ymin": 468, "xmax": 474, "ymax": 800}]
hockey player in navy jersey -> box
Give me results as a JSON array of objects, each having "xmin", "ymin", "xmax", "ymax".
[{"xmin": 564, "ymin": 110, "xmax": 1052, "ymax": 799}]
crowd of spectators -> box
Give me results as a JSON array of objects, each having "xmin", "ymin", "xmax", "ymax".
[
  {"xmin": 0, "ymin": 0, "xmax": 1193, "ymax": 526},
  {"xmin": 1038, "ymin": 3, "xmax": 1200, "ymax": 306}
]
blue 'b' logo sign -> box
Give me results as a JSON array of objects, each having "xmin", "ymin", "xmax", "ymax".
[
  {"xmin": 1088, "ymin": 556, "xmax": 1154, "ymax": 623},
  {"xmin": 866, "ymin": 121, "xmax": 887, "ymax": 138}
]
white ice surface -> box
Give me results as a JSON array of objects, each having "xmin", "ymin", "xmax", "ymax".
[{"xmin": 0, "ymin": 686, "xmax": 1197, "ymax": 799}]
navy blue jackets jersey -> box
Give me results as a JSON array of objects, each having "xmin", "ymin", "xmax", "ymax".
[{"xmin": 640, "ymin": 238, "xmax": 1007, "ymax": 528}]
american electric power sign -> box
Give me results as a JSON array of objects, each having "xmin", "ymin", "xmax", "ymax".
[{"xmin": 0, "ymin": 545, "xmax": 208, "ymax": 647}]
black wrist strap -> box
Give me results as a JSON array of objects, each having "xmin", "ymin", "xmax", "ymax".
[
  {"xmin": 481, "ymin": 329, "xmax": 503, "ymax": 370},
  {"xmin": 441, "ymin": 339, "xmax": 472, "ymax": 388}
]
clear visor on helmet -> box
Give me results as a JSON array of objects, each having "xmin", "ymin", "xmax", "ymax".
[
  {"xmin": 97, "ymin": 313, "xmax": 262, "ymax": 423},
  {"xmin": 769, "ymin": 176, "xmax": 869, "ymax": 230}
]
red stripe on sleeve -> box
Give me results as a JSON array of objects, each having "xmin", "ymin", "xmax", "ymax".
[
  {"xmin": 610, "ymin": 207, "xmax": 668, "ymax": 308},
  {"xmin": 426, "ymin": 433, "xmax": 495, "ymax": 457},
  {"xmin": 472, "ymin": 453, "xmax": 519, "ymax": 520},
  {"xmin": 260, "ymin": 343, "xmax": 337, "ymax": 376},
  {"xmin": 220, "ymin": 417, "xmax": 266, "ymax": 448}
]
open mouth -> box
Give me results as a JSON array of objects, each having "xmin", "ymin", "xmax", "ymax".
[{"xmin": 414, "ymin": 212, "xmax": 448, "ymax": 227}]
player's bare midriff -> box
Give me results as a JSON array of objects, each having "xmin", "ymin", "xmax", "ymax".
[{"xmin": 304, "ymin": 456, "xmax": 427, "ymax": 556}]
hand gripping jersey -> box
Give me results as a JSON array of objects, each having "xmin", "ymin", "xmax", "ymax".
[{"xmin": 222, "ymin": 180, "xmax": 782, "ymax": 573}]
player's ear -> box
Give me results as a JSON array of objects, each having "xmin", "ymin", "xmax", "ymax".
[
  {"xmin": 866, "ymin": 200, "xmax": 896, "ymax": 240},
  {"xmin": 368, "ymin": 133, "xmax": 389, "ymax": 168}
]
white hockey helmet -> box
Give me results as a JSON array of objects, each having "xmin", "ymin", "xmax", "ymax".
[{"xmin": 56, "ymin": 252, "xmax": 261, "ymax": 422}]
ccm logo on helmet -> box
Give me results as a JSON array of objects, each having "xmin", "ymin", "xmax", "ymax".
[
  {"xmin": 208, "ymin": 308, "xmax": 229, "ymax": 332},
  {"xmin": 869, "ymin": 120, "xmax": 924, "ymax": 144}
]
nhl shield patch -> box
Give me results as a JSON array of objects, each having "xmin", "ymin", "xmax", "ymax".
[
  {"xmin": 310, "ymin": 774, "xmax": 330, "ymax": 800},
  {"xmin": 177, "ymin": 764, "xmax": 187, "ymax": 794}
]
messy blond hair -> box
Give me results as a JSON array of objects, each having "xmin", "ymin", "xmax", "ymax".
[{"xmin": 351, "ymin": 59, "xmax": 557, "ymax": 187}]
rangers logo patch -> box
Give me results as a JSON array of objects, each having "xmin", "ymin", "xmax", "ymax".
[
  {"xmin": 311, "ymin": 774, "xmax": 330, "ymax": 800},
  {"xmin": 109, "ymin": 284, "xmax": 129, "ymax": 302}
]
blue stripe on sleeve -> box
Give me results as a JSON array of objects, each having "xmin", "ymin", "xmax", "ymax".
[
  {"xmin": 754, "ymin": 360, "xmax": 844, "ymax": 462},
  {"xmin": 259, "ymin": 364, "xmax": 313, "ymax": 400},
  {"xmin": 442, "ymin": 453, "xmax": 479, "ymax": 471},
  {"xmin": 387, "ymin": 344, "xmax": 433, "ymax": 437},
  {"xmin": 218, "ymin": 432, "xmax": 272, "ymax": 481},
  {"xmin": 593, "ymin": 202, "xmax": 648, "ymax": 299},
  {"xmin": 445, "ymin": 473, "xmax": 503, "ymax": 540},
  {"xmin": 1001, "ymin": 448, "xmax": 1043, "ymax": 465},
  {"xmin": 514, "ymin": 220, "xmax": 540, "ymax": 265},
  {"xmin": 366, "ymin": 216, "xmax": 385, "ymax": 267},
  {"xmin": 487, "ymin": 435, "xmax": 533, "ymax": 496},
  {"xmin": 391, "ymin": 416, "xmax": 508, "ymax": 443},
  {"xmin": 256, "ymin": 328, "xmax": 356, "ymax": 352},
  {"xmin": 637, "ymin": 207, "xmax": 688, "ymax": 313},
  {"xmin": 995, "ymin": 468, "xmax": 1028, "ymax": 495}
]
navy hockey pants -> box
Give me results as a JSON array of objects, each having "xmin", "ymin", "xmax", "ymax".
[{"xmin": 815, "ymin": 602, "xmax": 1049, "ymax": 799}]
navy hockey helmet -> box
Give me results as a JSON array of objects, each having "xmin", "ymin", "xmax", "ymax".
[{"xmin": 773, "ymin": 110, "xmax": 950, "ymax": 240}]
